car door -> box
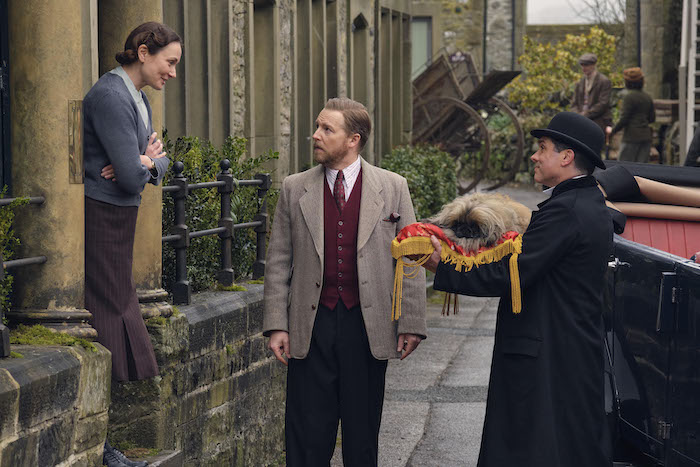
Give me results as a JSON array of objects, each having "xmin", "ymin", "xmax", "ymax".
[
  {"xmin": 667, "ymin": 261, "xmax": 700, "ymax": 466},
  {"xmin": 608, "ymin": 236, "xmax": 678, "ymax": 464}
]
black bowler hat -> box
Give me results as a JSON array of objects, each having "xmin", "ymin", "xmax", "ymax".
[{"xmin": 530, "ymin": 112, "xmax": 606, "ymax": 169}]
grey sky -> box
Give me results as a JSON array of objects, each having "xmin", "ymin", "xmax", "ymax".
[{"xmin": 527, "ymin": 0, "xmax": 623, "ymax": 25}]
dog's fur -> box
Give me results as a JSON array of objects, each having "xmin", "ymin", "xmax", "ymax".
[{"xmin": 427, "ymin": 193, "xmax": 531, "ymax": 253}]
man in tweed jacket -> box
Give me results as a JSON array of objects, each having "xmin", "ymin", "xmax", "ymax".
[
  {"xmin": 263, "ymin": 97, "xmax": 426, "ymax": 466},
  {"xmin": 571, "ymin": 52, "xmax": 613, "ymax": 131}
]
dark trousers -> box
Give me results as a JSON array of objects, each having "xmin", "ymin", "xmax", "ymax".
[{"xmin": 285, "ymin": 300, "xmax": 388, "ymax": 467}]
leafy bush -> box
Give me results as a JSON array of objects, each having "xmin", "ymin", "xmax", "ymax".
[
  {"xmin": 465, "ymin": 26, "xmax": 625, "ymax": 182},
  {"xmin": 507, "ymin": 26, "xmax": 623, "ymax": 117},
  {"xmin": 0, "ymin": 189, "xmax": 27, "ymax": 318},
  {"xmin": 161, "ymin": 135, "xmax": 279, "ymax": 293},
  {"xmin": 463, "ymin": 112, "xmax": 524, "ymax": 181},
  {"xmin": 381, "ymin": 145, "xmax": 457, "ymax": 220}
]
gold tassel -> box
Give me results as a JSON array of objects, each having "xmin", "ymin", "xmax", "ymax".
[
  {"xmin": 391, "ymin": 234, "xmax": 524, "ymax": 321},
  {"xmin": 392, "ymin": 253, "xmax": 431, "ymax": 320},
  {"xmin": 509, "ymin": 252, "xmax": 522, "ymax": 314}
]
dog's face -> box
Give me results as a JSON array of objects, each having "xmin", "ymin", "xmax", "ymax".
[{"xmin": 427, "ymin": 193, "xmax": 531, "ymax": 253}]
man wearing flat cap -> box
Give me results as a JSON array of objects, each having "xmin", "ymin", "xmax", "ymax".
[
  {"xmin": 419, "ymin": 111, "xmax": 615, "ymax": 466},
  {"xmin": 572, "ymin": 52, "xmax": 613, "ymax": 132},
  {"xmin": 611, "ymin": 67, "xmax": 655, "ymax": 162}
]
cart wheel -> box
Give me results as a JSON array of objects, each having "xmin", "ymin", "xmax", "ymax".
[
  {"xmin": 412, "ymin": 96, "xmax": 490, "ymax": 193},
  {"xmin": 466, "ymin": 97, "xmax": 525, "ymax": 190}
]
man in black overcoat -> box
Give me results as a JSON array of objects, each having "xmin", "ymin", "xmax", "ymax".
[{"xmin": 421, "ymin": 111, "xmax": 614, "ymax": 467}]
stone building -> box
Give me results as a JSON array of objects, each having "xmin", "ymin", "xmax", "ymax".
[
  {"xmin": 410, "ymin": 0, "xmax": 526, "ymax": 77},
  {"xmin": 159, "ymin": 0, "xmax": 415, "ymax": 172},
  {"xmin": 622, "ymin": 0, "xmax": 682, "ymax": 100},
  {"xmin": 0, "ymin": 0, "xmax": 416, "ymax": 464}
]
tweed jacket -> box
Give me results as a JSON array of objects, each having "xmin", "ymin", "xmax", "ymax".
[
  {"xmin": 571, "ymin": 72, "xmax": 613, "ymax": 131},
  {"xmin": 263, "ymin": 158, "xmax": 427, "ymax": 360}
]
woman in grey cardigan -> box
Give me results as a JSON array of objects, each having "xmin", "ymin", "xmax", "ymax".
[{"xmin": 83, "ymin": 22, "xmax": 181, "ymax": 467}]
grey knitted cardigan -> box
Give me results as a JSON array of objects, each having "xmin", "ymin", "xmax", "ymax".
[{"xmin": 83, "ymin": 72, "xmax": 169, "ymax": 206}]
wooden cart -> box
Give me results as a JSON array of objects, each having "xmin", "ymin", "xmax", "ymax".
[{"xmin": 412, "ymin": 51, "xmax": 524, "ymax": 192}]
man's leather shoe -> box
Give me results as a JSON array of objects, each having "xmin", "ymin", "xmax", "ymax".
[{"xmin": 104, "ymin": 442, "xmax": 148, "ymax": 467}]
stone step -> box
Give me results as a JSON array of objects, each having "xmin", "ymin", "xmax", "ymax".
[{"xmin": 142, "ymin": 450, "xmax": 183, "ymax": 467}]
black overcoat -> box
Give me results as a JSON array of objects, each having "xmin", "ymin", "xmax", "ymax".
[{"xmin": 434, "ymin": 176, "xmax": 613, "ymax": 467}]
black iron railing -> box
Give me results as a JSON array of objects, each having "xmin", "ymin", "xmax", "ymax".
[
  {"xmin": 0, "ymin": 196, "xmax": 47, "ymax": 357},
  {"xmin": 162, "ymin": 160, "xmax": 270, "ymax": 305}
]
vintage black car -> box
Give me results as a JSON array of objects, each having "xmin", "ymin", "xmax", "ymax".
[{"xmin": 601, "ymin": 162, "xmax": 700, "ymax": 466}]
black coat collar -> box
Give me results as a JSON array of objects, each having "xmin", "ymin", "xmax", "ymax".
[{"xmin": 538, "ymin": 176, "xmax": 597, "ymax": 209}]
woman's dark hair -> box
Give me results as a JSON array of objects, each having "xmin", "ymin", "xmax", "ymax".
[
  {"xmin": 625, "ymin": 78, "xmax": 644, "ymax": 90},
  {"xmin": 115, "ymin": 22, "xmax": 182, "ymax": 65}
]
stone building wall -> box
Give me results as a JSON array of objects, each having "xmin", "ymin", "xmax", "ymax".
[
  {"xmin": 109, "ymin": 287, "xmax": 285, "ymax": 466},
  {"xmin": 230, "ymin": 2, "xmax": 249, "ymax": 138},
  {"xmin": 0, "ymin": 346, "xmax": 112, "ymax": 467},
  {"xmin": 623, "ymin": 0, "xmax": 682, "ymax": 99},
  {"xmin": 436, "ymin": 0, "xmax": 485, "ymax": 72},
  {"xmin": 486, "ymin": 0, "xmax": 517, "ymax": 71},
  {"xmin": 0, "ymin": 289, "xmax": 284, "ymax": 466},
  {"xmin": 279, "ymin": 0, "xmax": 294, "ymax": 175},
  {"xmin": 414, "ymin": 0, "xmax": 525, "ymax": 75}
]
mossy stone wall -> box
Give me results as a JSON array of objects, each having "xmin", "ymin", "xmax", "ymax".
[
  {"xmin": 109, "ymin": 286, "xmax": 285, "ymax": 466},
  {"xmin": 0, "ymin": 345, "xmax": 111, "ymax": 467}
]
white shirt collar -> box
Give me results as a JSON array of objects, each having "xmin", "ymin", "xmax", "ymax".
[
  {"xmin": 325, "ymin": 156, "xmax": 362, "ymax": 201},
  {"xmin": 543, "ymin": 174, "xmax": 586, "ymax": 197},
  {"xmin": 111, "ymin": 66, "xmax": 143, "ymax": 103},
  {"xmin": 110, "ymin": 66, "xmax": 149, "ymax": 129}
]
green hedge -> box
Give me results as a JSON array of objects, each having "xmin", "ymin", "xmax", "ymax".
[
  {"xmin": 381, "ymin": 145, "xmax": 457, "ymax": 220},
  {"xmin": 161, "ymin": 135, "xmax": 278, "ymax": 293},
  {"xmin": 0, "ymin": 190, "xmax": 26, "ymax": 319}
]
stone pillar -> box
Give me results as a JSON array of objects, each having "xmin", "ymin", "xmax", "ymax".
[
  {"xmin": 6, "ymin": 0, "xmax": 96, "ymax": 337},
  {"xmin": 98, "ymin": 0, "xmax": 172, "ymax": 318}
]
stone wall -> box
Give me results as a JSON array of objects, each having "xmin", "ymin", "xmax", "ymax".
[
  {"xmin": 0, "ymin": 288, "xmax": 282, "ymax": 466},
  {"xmin": 525, "ymin": 23, "xmax": 621, "ymax": 45},
  {"xmin": 436, "ymin": 0, "xmax": 485, "ymax": 72},
  {"xmin": 413, "ymin": 0, "xmax": 525, "ymax": 74},
  {"xmin": 0, "ymin": 345, "xmax": 111, "ymax": 467},
  {"xmin": 623, "ymin": 0, "xmax": 682, "ymax": 99},
  {"xmin": 485, "ymin": 0, "xmax": 524, "ymax": 71},
  {"xmin": 230, "ymin": 1, "xmax": 249, "ymax": 139},
  {"xmin": 109, "ymin": 285, "xmax": 286, "ymax": 466}
]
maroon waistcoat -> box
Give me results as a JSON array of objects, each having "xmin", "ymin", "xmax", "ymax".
[{"xmin": 319, "ymin": 170, "xmax": 362, "ymax": 310}]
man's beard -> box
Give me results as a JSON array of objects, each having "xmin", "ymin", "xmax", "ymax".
[{"xmin": 314, "ymin": 145, "xmax": 349, "ymax": 166}]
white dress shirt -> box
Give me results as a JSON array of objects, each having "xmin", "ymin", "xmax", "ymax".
[{"xmin": 325, "ymin": 156, "xmax": 362, "ymax": 201}]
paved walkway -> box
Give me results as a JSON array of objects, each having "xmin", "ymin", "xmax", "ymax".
[{"xmin": 329, "ymin": 183, "xmax": 548, "ymax": 466}]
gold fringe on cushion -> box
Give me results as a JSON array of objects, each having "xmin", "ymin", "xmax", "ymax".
[{"xmin": 390, "ymin": 235, "xmax": 523, "ymax": 321}]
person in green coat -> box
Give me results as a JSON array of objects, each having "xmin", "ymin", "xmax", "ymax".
[{"xmin": 610, "ymin": 67, "xmax": 655, "ymax": 163}]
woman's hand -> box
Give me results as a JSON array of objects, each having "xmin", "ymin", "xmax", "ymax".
[
  {"xmin": 144, "ymin": 132, "xmax": 167, "ymax": 164},
  {"xmin": 101, "ymin": 164, "xmax": 116, "ymax": 181},
  {"xmin": 102, "ymin": 133, "xmax": 166, "ymax": 178},
  {"xmin": 140, "ymin": 155, "xmax": 154, "ymax": 170}
]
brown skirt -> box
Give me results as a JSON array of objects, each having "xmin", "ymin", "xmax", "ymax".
[{"xmin": 85, "ymin": 196, "xmax": 159, "ymax": 382}]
